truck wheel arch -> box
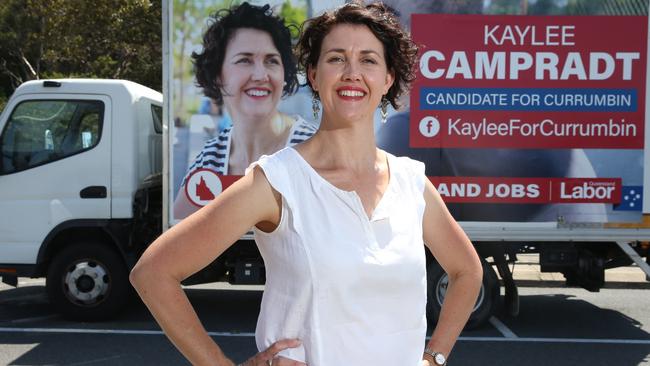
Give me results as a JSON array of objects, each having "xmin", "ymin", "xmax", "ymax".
[{"xmin": 36, "ymin": 219, "xmax": 133, "ymax": 276}]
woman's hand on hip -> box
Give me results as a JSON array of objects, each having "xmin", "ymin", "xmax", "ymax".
[{"xmin": 240, "ymin": 339, "xmax": 306, "ymax": 366}]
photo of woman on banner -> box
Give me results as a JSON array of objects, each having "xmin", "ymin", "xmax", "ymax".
[{"xmin": 174, "ymin": 2, "xmax": 316, "ymax": 219}]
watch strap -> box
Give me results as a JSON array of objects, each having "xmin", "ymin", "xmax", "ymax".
[{"xmin": 423, "ymin": 348, "xmax": 447, "ymax": 366}]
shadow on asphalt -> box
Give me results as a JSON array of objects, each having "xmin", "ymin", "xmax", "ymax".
[
  {"xmin": 0, "ymin": 285, "xmax": 51, "ymax": 323},
  {"xmin": 0, "ymin": 287, "xmax": 264, "ymax": 365},
  {"xmin": 501, "ymin": 293, "xmax": 648, "ymax": 339},
  {"xmin": 1, "ymin": 286, "xmax": 649, "ymax": 365},
  {"xmin": 474, "ymin": 293, "xmax": 650, "ymax": 366}
]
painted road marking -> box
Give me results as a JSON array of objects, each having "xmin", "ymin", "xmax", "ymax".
[
  {"xmin": 6, "ymin": 315, "xmax": 58, "ymax": 324},
  {"xmin": 454, "ymin": 337, "xmax": 650, "ymax": 345},
  {"xmin": 488, "ymin": 316, "xmax": 518, "ymax": 338},
  {"xmin": 0, "ymin": 327, "xmax": 256, "ymax": 337},
  {"xmin": 0, "ymin": 327, "xmax": 649, "ymax": 345},
  {"xmin": 67, "ymin": 355, "xmax": 124, "ymax": 366}
]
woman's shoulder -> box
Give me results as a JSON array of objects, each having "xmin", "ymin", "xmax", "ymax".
[
  {"xmin": 387, "ymin": 151, "xmax": 425, "ymax": 176},
  {"xmin": 245, "ymin": 148, "xmax": 300, "ymax": 203},
  {"xmin": 386, "ymin": 151, "xmax": 427, "ymax": 195},
  {"xmin": 249, "ymin": 147, "xmax": 297, "ymax": 172}
]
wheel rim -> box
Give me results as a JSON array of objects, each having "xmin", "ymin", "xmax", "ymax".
[
  {"xmin": 435, "ymin": 273, "xmax": 485, "ymax": 312},
  {"xmin": 63, "ymin": 260, "xmax": 110, "ymax": 306}
]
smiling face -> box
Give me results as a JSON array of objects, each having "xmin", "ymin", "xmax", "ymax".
[
  {"xmin": 308, "ymin": 24, "xmax": 394, "ymax": 126},
  {"xmin": 219, "ymin": 28, "xmax": 284, "ymax": 121}
]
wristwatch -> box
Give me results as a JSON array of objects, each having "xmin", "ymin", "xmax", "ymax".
[{"xmin": 423, "ymin": 348, "xmax": 447, "ymax": 366}]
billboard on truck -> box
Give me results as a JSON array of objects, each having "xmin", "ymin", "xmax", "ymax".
[
  {"xmin": 166, "ymin": 0, "xmax": 649, "ymax": 229},
  {"xmin": 405, "ymin": 13, "xmax": 647, "ymax": 224}
]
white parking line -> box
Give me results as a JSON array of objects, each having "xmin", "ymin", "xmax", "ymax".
[
  {"xmin": 488, "ymin": 316, "xmax": 518, "ymax": 338},
  {"xmin": 6, "ymin": 315, "xmax": 58, "ymax": 324},
  {"xmin": 0, "ymin": 327, "xmax": 649, "ymax": 345},
  {"xmin": 0, "ymin": 293, "xmax": 47, "ymax": 303},
  {"xmin": 0, "ymin": 327, "xmax": 255, "ymax": 337},
  {"xmin": 67, "ymin": 355, "xmax": 124, "ymax": 365},
  {"xmin": 455, "ymin": 336, "xmax": 650, "ymax": 345}
]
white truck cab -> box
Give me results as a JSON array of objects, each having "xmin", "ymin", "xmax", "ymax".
[{"xmin": 0, "ymin": 79, "xmax": 162, "ymax": 320}]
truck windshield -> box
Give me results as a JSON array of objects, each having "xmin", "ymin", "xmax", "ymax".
[{"xmin": 0, "ymin": 99, "xmax": 104, "ymax": 175}]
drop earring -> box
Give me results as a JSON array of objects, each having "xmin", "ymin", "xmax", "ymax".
[
  {"xmin": 312, "ymin": 93, "xmax": 321, "ymax": 121},
  {"xmin": 380, "ymin": 97, "xmax": 389, "ymax": 123}
]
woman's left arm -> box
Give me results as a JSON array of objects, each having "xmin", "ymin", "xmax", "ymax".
[{"xmin": 421, "ymin": 178, "xmax": 483, "ymax": 363}]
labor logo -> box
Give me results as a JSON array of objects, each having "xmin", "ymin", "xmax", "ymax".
[{"xmin": 185, "ymin": 169, "xmax": 223, "ymax": 207}]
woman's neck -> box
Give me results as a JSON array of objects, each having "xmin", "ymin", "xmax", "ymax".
[
  {"xmin": 304, "ymin": 114, "xmax": 380, "ymax": 173},
  {"xmin": 229, "ymin": 111, "xmax": 293, "ymax": 161}
]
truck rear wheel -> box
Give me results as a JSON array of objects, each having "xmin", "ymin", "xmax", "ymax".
[
  {"xmin": 46, "ymin": 241, "xmax": 131, "ymax": 321},
  {"xmin": 427, "ymin": 259, "xmax": 499, "ymax": 329}
]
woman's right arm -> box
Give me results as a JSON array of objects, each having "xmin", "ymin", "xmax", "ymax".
[{"xmin": 130, "ymin": 167, "xmax": 282, "ymax": 366}]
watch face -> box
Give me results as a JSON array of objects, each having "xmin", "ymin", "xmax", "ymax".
[{"xmin": 434, "ymin": 353, "xmax": 446, "ymax": 365}]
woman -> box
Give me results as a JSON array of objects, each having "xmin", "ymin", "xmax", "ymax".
[
  {"xmin": 174, "ymin": 2, "xmax": 316, "ymax": 218},
  {"xmin": 131, "ymin": 2, "xmax": 482, "ymax": 365}
]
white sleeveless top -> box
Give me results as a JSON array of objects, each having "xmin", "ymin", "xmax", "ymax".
[{"xmin": 249, "ymin": 147, "xmax": 428, "ymax": 366}]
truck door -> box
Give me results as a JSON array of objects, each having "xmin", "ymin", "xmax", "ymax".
[{"xmin": 0, "ymin": 94, "xmax": 111, "ymax": 264}]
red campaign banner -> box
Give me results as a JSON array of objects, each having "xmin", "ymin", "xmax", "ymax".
[
  {"xmin": 429, "ymin": 177, "xmax": 621, "ymax": 203},
  {"xmin": 410, "ymin": 15, "xmax": 647, "ymax": 149},
  {"xmin": 220, "ymin": 175, "xmax": 241, "ymax": 190}
]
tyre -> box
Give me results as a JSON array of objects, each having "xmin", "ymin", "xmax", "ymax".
[
  {"xmin": 426, "ymin": 259, "xmax": 500, "ymax": 329},
  {"xmin": 46, "ymin": 241, "xmax": 131, "ymax": 321}
]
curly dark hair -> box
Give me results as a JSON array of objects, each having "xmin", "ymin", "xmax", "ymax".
[
  {"xmin": 295, "ymin": 1, "xmax": 418, "ymax": 109},
  {"xmin": 192, "ymin": 2, "xmax": 299, "ymax": 106}
]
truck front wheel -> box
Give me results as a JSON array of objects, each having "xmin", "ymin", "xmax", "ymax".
[
  {"xmin": 46, "ymin": 241, "xmax": 131, "ymax": 321},
  {"xmin": 427, "ymin": 259, "xmax": 500, "ymax": 329}
]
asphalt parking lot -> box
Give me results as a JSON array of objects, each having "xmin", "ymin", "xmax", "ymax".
[{"xmin": 1, "ymin": 265, "xmax": 649, "ymax": 366}]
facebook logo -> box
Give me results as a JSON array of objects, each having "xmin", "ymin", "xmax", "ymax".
[
  {"xmin": 614, "ymin": 186, "xmax": 643, "ymax": 211},
  {"xmin": 419, "ymin": 116, "xmax": 440, "ymax": 138}
]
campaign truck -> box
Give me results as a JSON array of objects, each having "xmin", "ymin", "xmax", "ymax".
[
  {"xmin": 1, "ymin": 3, "xmax": 650, "ymax": 327},
  {"xmin": 0, "ymin": 79, "xmax": 163, "ymax": 320},
  {"xmin": 167, "ymin": 7, "xmax": 650, "ymax": 329}
]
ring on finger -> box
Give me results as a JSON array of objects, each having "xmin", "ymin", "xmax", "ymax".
[{"xmin": 267, "ymin": 359, "xmax": 273, "ymax": 366}]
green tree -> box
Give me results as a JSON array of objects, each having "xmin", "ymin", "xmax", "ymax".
[
  {"xmin": 528, "ymin": 0, "xmax": 562, "ymax": 15},
  {"xmin": 279, "ymin": 1, "xmax": 307, "ymax": 39},
  {"xmin": 0, "ymin": 0, "xmax": 47, "ymax": 110},
  {"xmin": 39, "ymin": 0, "xmax": 162, "ymax": 90},
  {"xmin": 485, "ymin": 0, "xmax": 648, "ymax": 15},
  {"xmin": 0, "ymin": 0, "xmax": 162, "ymax": 108},
  {"xmin": 565, "ymin": 0, "xmax": 648, "ymax": 15},
  {"xmin": 486, "ymin": 0, "xmax": 526, "ymax": 14}
]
